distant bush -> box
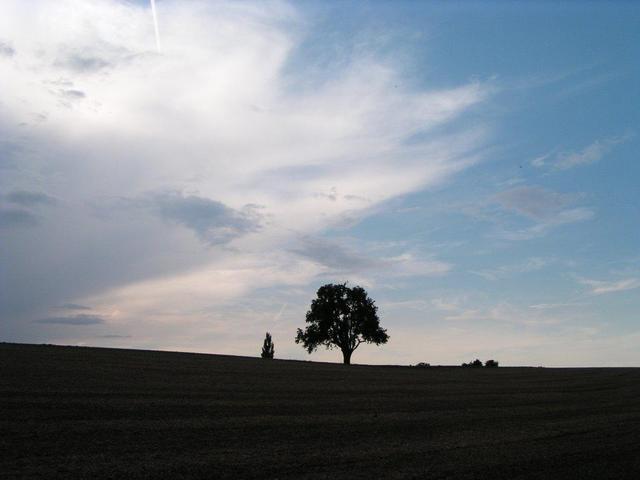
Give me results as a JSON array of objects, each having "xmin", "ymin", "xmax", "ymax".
[
  {"xmin": 485, "ymin": 359, "xmax": 499, "ymax": 368},
  {"xmin": 462, "ymin": 359, "xmax": 483, "ymax": 368},
  {"xmin": 414, "ymin": 362, "xmax": 431, "ymax": 368}
]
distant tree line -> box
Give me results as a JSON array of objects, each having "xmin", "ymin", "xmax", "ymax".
[
  {"xmin": 462, "ymin": 359, "xmax": 499, "ymax": 368},
  {"xmin": 414, "ymin": 362, "xmax": 430, "ymax": 368}
]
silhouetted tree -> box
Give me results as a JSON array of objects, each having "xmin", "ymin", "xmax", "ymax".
[
  {"xmin": 485, "ymin": 359, "xmax": 499, "ymax": 368},
  {"xmin": 295, "ymin": 283, "xmax": 389, "ymax": 364},
  {"xmin": 261, "ymin": 332, "xmax": 275, "ymax": 359}
]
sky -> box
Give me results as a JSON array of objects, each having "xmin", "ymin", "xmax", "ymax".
[{"xmin": 1, "ymin": 0, "xmax": 639, "ymax": 366}]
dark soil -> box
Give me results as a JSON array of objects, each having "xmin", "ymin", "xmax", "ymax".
[{"xmin": 1, "ymin": 343, "xmax": 639, "ymax": 479}]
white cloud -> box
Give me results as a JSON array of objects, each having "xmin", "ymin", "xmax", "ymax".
[
  {"xmin": 383, "ymin": 253, "xmax": 451, "ymax": 277},
  {"xmin": 528, "ymin": 302, "xmax": 585, "ymax": 310},
  {"xmin": 429, "ymin": 298, "xmax": 457, "ymax": 311},
  {"xmin": 530, "ymin": 153, "xmax": 550, "ymax": 168},
  {"xmin": 555, "ymin": 136, "xmax": 628, "ymax": 170},
  {"xmin": 531, "ymin": 134, "xmax": 632, "ymax": 170},
  {"xmin": 579, "ymin": 277, "xmax": 640, "ymax": 295}
]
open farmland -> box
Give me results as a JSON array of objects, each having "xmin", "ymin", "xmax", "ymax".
[{"xmin": 1, "ymin": 343, "xmax": 639, "ymax": 479}]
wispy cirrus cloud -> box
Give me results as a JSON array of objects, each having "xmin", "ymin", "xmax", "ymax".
[
  {"xmin": 492, "ymin": 207, "xmax": 594, "ymax": 241},
  {"xmin": 470, "ymin": 257, "xmax": 551, "ymax": 280},
  {"xmin": 492, "ymin": 186, "xmax": 579, "ymax": 220},
  {"xmin": 34, "ymin": 314, "xmax": 105, "ymax": 325},
  {"xmin": 528, "ymin": 302, "xmax": 586, "ymax": 310},
  {"xmin": 291, "ymin": 236, "xmax": 451, "ymax": 279},
  {"xmin": 57, "ymin": 303, "xmax": 92, "ymax": 311},
  {"xmin": 531, "ymin": 134, "xmax": 632, "ymax": 170},
  {"xmin": 431, "ymin": 298, "xmax": 566, "ymax": 327},
  {"xmin": 469, "ymin": 185, "xmax": 594, "ymax": 241},
  {"xmin": 579, "ymin": 277, "xmax": 640, "ymax": 295}
]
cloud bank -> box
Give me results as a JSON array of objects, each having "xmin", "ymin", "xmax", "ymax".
[{"xmin": 0, "ymin": 0, "xmax": 493, "ymax": 355}]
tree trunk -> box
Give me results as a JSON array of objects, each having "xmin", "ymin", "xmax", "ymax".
[{"xmin": 342, "ymin": 349, "xmax": 352, "ymax": 365}]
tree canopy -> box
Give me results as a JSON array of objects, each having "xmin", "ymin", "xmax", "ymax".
[{"xmin": 295, "ymin": 283, "xmax": 389, "ymax": 364}]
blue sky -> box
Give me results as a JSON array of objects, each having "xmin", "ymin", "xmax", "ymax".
[{"xmin": 1, "ymin": 0, "xmax": 638, "ymax": 366}]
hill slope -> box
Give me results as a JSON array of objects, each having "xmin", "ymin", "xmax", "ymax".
[{"xmin": 1, "ymin": 343, "xmax": 639, "ymax": 479}]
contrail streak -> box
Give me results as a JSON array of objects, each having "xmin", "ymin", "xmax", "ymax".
[
  {"xmin": 273, "ymin": 303, "xmax": 287, "ymax": 322},
  {"xmin": 150, "ymin": 0, "xmax": 161, "ymax": 53}
]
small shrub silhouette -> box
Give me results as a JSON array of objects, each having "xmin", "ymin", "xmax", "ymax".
[
  {"xmin": 485, "ymin": 359, "xmax": 499, "ymax": 368},
  {"xmin": 261, "ymin": 332, "xmax": 275, "ymax": 359}
]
